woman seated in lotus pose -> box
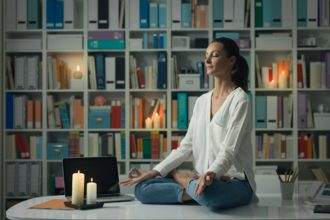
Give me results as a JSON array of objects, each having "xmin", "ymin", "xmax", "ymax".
[{"xmin": 121, "ymin": 37, "xmax": 258, "ymax": 211}]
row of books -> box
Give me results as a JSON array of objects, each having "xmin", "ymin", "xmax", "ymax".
[
  {"xmin": 129, "ymin": 53, "xmax": 167, "ymax": 89},
  {"xmin": 47, "ymin": 56, "xmax": 84, "ymax": 90},
  {"xmin": 298, "ymin": 133, "xmax": 330, "ymax": 159},
  {"xmin": 5, "ymin": 0, "xmax": 42, "ymax": 30},
  {"xmin": 255, "ymin": 95, "xmax": 293, "ymax": 129},
  {"xmin": 47, "ymin": 132, "xmax": 84, "ymax": 159},
  {"xmin": 255, "ymin": 56, "xmax": 292, "ymax": 89},
  {"xmin": 171, "ymin": 55, "xmax": 209, "ymax": 89},
  {"xmin": 310, "ymin": 167, "xmax": 329, "ymax": 182},
  {"xmin": 88, "ymin": 101, "xmax": 124, "ymax": 129},
  {"xmin": 6, "ymin": 134, "xmax": 42, "ymax": 159},
  {"xmin": 297, "ymin": 93, "xmax": 315, "ymax": 129},
  {"xmin": 47, "ymin": 95, "xmax": 84, "ymax": 129},
  {"xmin": 6, "ymin": 94, "xmax": 42, "ymax": 130},
  {"xmin": 88, "ymin": 0, "xmax": 125, "ymax": 29},
  {"xmin": 130, "ymin": 33, "xmax": 167, "ymax": 50},
  {"xmin": 6, "ymin": 55, "xmax": 41, "ymax": 90},
  {"xmin": 46, "ymin": 0, "xmax": 83, "ymax": 29},
  {"xmin": 214, "ymin": 32, "xmax": 251, "ymax": 49},
  {"xmin": 255, "ymin": 133, "xmax": 293, "ymax": 159},
  {"xmin": 172, "ymin": 94, "xmax": 198, "ymax": 129},
  {"xmin": 255, "ymin": 0, "xmax": 293, "ymax": 28},
  {"xmin": 213, "ymin": 0, "xmax": 250, "ymax": 28},
  {"xmin": 130, "ymin": 95, "xmax": 166, "ymax": 129},
  {"xmin": 6, "ymin": 162, "xmax": 42, "ymax": 196},
  {"xmin": 88, "ymin": 31, "xmax": 125, "ymax": 50},
  {"xmin": 297, "ymin": 53, "xmax": 330, "ymax": 89},
  {"xmin": 88, "ymin": 132, "xmax": 125, "ymax": 159},
  {"xmin": 130, "ymin": 132, "xmax": 168, "ymax": 159},
  {"xmin": 297, "ymin": 0, "xmax": 330, "ymax": 27},
  {"xmin": 88, "ymin": 55, "xmax": 125, "ymax": 90}
]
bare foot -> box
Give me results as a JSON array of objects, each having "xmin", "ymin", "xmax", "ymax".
[
  {"xmin": 172, "ymin": 169, "xmax": 198, "ymax": 189},
  {"xmin": 128, "ymin": 168, "xmax": 148, "ymax": 178}
]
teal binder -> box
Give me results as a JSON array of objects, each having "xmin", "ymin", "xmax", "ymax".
[
  {"xmin": 181, "ymin": 1, "xmax": 192, "ymax": 28},
  {"xmin": 158, "ymin": 3, "xmax": 167, "ymax": 28},
  {"xmin": 263, "ymin": 0, "xmax": 272, "ymax": 27},
  {"xmin": 27, "ymin": 0, "xmax": 40, "ymax": 29},
  {"xmin": 149, "ymin": 2, "xmax": 158, "ymax": 28},
  {"xmin": 255, "ymin": 96, "xmax": 267, "ymax": 128},
  {"xmin": 255, "ymin": 0, "xmax": 263, "ymax": 27},
  {"xmin": 88, "ymin": 39, "xmax": 125, "ymax": 49},
  {"xmin": 214, "ymin": 32, "xmax": 239, "ymax": 39},
  {"xmin": 297, "ymin": 0, "xmax": 307, "ymax": 27},
  {"xmin": 213, "ymin": 0, "xmax": 223, "ymax": 28},
  {"xmin": 177, "ymin": 93, "xmax": 188, "ymax": 129},
  {"xmin": 271, "ymin": 0, "xmax": 281, "ymax": 27}
]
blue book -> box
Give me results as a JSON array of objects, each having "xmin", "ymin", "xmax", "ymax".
[
  {"xmin": 152, "ymin": 33, "xmax": 158, "ymax": 48},
  {"xmin": 159, "ymin": 33, "xmax": 166, "ymax": 48},
  {"xmin": 55, "ymin": 0, "xmax": 64, "ymax": 29},
  {"xmin": 36, "ymin": 136, "xmax": 43, "ymax": 159},
  {"xmin": 157, "ymin": 52, "xmax": 167, "ymax": 89},
  {"xmin": 181, "ymin": 1, "xmax": 192, "ymax": 28},
  {"xmin": 158, "ymin": 3, "xmax": 167, "ymax": 28},
  {"xmin": 47, "ymin": 143, "xmax": 69, "ymax": 159},
  {"xmin": 59, "ymin": 103, "xmax": 70, "ymax": 128},
  {"xmin": 27, "ymin": 0, "xmax": 40, "ymax": 29},
  {"xmin": 255, "ymin": 0, "xmax": 263, "ymax": 27},
  {"xmin": 213, "ymin": 0, "xmax": 223, "ymax": 28},
  {"xmin": 255, "ymin": 96, "xmax": 267, "ymax": 128},
  {"xmin": 297, "ymin": 0, "xmax": 307, "ymax": 27},
  {"xmin": 140, "ymin": 0, "xmax": 149, "ymax": 28},
  {"xmin": 143, "ymin": 32, "xmax": 148, "ymax": 49},
  {"xmin": 196, "ymin": 61, "xmax": 204, "ymax": 88},
  {"xmin": 262, "ymin": 0, "xmax": 272, "ymax": 27},
  {"xmin": 271, "ymin": 0, "xmax": 281, "ymax": 27},
  {"xmin": 95, "ymin": 54, "xmax": 105, "ymax": 89},
  {"xmin": 6, "ymin": 93, "xmax": 14, "ymax": 129},
  {"xmin": 149, "ymin": 2, "xmax": 158, "ymax": 28},
  {"xmin": 177, "ymin": 93, "xmax": 188, "ymax": 129},
  {"xmin": 120, "ymin": 132, "xmax": 126, "ymax": 159},
  {"xmin": 46, "ymin": 0, "xmax": 55, "ymax": 29}
]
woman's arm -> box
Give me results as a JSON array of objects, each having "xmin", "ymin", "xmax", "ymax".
[
  {"xmin": 152, "ymin": 99, "xmax": 199, "ymax": 177},
  {"xmin": 206, "ymin": 99, "xmax": 251, "ymax": 178}
]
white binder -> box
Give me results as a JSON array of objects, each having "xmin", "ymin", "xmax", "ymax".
[
  {"xmin": 307, "ymin": 0, "xmax": 318, "ymax": 27},
  {"xmin": 89, "ymin": 0, "xmax": 98, "ymax": 29},
  {"xmin": 105, "ymin": 57, "xmax": 116, "ymax": 90},
  {"xmin": 282, "ymin": 0, "xmax": 293, "ymax": 28},
  {"xmin": 6, "ymin": 0, "xmax": 17, "ymax": 30},
  {"xmin": 64, "ymin": 0, "xmax": 74, "ymax": 29},
  {"xmin": 109, "ymin": 0, "xmax": 119, "ymax": 28},
  {"xmin": 223, "ymin": 0, "xmax": 234, "ymax": 28},
  {"xmin": 16, "ymin": 0, "xmax": 27, "ymax": 30}
]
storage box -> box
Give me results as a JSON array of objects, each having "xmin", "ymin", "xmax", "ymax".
[
  {"xmin": 47, "ymin": 143, "xmax": 69, "ymax": 160},
  {"xmin": 88, "ymin": 106, "xmax": 110, "ymax": 129},
  {"xmin": 178, "ymin": 74, "xmax": 200, "ymax": 90},
  {"xmin": 47, "ymin": 34, "xmax": 83, "ymax": 50},
  {"xmin": 256, "ymin": 36, "xmax": 292, "ymax": 49},
  {"xmin": 314, "ymin": 113, "xmax": 330, "ymax": 129},
  {"xmin": 172, "ymin": 36, "xmax": 190, "ymax": 49},
  {"xmin": 6, "ymin": 39, "xmax": 42, "ymax": 51},
  {"xmin": 129, "ymin": 38, "xmax": 143, "ymax": 50}
]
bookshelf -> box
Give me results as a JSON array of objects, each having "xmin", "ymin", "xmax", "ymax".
[{"xmin": 2, "ymin": 0, "xmax": 330, "ymax": 215}]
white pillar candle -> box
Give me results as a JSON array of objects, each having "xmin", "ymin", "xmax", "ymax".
[
  {"xmin": 145, "ymin": 117, "xmax": 152, "ymax": 129},
  {"xmin": 72, "ymin": 170, "xmax": 85, "ymax": 206},
  {"xmin": 86, "ymin": 178, "xmax": 97, "ymax": 205},
  {"xmin": 278, "ymin": 70, "xmax": 288, "ymax": 88},
  {"xmin": 153, "ymin": 113, "xmax": 160, "ymax": 129}
]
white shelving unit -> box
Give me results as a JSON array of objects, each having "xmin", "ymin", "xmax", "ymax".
[{"xmin": 2, "ymin": 0, "xmax": 330, "ymax": 216}]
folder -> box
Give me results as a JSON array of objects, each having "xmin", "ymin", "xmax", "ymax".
[
  {"xmin": 213, "ymin": 0, "xmax": 223, "ymax": 28},
  {"xmin": 95, "ymin": 54, "xmax": 105, "ymax": 89},
  {"xmin": 55, "ymin": 0, "xmax": 64, "ymax": 29},
  {"xmin": 158, "ymin": 3, "xmax": 167, "ymax": 28},
  {"xmin": 172, "ymin": 0, "xmax": 181, "ymax": 29},
  {"xmin": 6, "ymin": 0, "xmax": 16, "ymax": 30},
  {"xmin": 262, "ymin": 0, "xmax": 272, "ymax": 27},
  {"xmin": 271, "ymin": 0, "xmax": 281, "ymax": 27},
  {"xmin": 307, "ymin": 0, "xmax": 318, "ymax": 27},
  {"xmin": 6, "ymin": 93, "xmax": 14, "ymax": 129},
  {"xmin": 89, "ymin": 0, "xmax": 98, "ymax": 29},
  {"xmin": 297, "ymin": 0, "xmax": 307, "ymax": 27},
  {"xmin": 109, "ymin": 0, "xmax": 120, "ymax": 28},
  {"xmin": 282, "ymin": 0, "xmax": 293, "ymax": 28},
  {"xmin": 115, "ymin": 57, "xmax": 125, "ymax": 89},
  {"xmin": 105, "ymin": 57, "xmax": 116, "ymax": 90},
  {"xmin": 98, "ymin": 0, "xmax": 109, "ymax": 28},
  {"xmin": 17, "ymin": 0, "xmax": 27, "ymax": 29},
  {"xmin": 233, "ymin": 0, "xmax": 245, "ymax": 28},
  {"xmin": 223, "ymin": 0, "xmax": 234, "ymax": 28},
  {"xmin": 149, "ymin": 2, "xmax": 159, "ymax": 28},
  {"xmin": 267, "ymin": 96, "xmax": 277, "ymax": 128},
  {"xmin": 140, "ymin": 0, "xmax": 150, "ymax": 28},
  {"xmin": 64, "ymin": 0, "xmax": 74, "ymax": 29},
  {"xmin": 255, "ymin": 96, "xmax": 267, "ymax": 128},
  {"xmin": 129, "ymin": 0, "xmax": 139, "ymax": 29},
  {"xmin": 157, "ymin": 52, "xmax": 167, "ymax": 89},
  {"xmin": 181, "ymin": 0, "xmax": 192, "ymax": 28},
  {"xmin": 47, "ymin": 0, "xmax": 55, "ymax": 29},
  {"xmin": 177, "ymin": 93, "xmax": 188, "ymax": 129},
  {"xmin": 27, "ymin": 0, "xmax": 40, "ymax": 29},
  {"xmin": 74, "ymin": 0, "xmax": 83, "ymax": 29},
  {"xmin": 298, "ymin": 93, "xmax": 307, "ymax": 128},
  {"xmin": 255, "ymin": 0, "xmax": 263, "ymax": 27}
]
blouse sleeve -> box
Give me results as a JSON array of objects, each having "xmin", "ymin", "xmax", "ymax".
[
  {"xmin": 152, "ymin": 99, "xmax": 198, "ymax": 177},
  {"xmin": 206, "ymin": 99, "xmax": 251, "ymax": 178}
]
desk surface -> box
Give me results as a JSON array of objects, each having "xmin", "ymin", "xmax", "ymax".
[{"xmin": 6, "ymin": 195, "xmax": 330, "ymax": 220}]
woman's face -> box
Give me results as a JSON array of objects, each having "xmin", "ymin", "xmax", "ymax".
[{"xmin": 204, "ymin": 42, "xmax": 236, "ymax": 78}]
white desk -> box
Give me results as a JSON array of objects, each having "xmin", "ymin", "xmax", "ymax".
[{"xmin": 5, "ymin": 195, "xmax": 330, "ymax": 219}]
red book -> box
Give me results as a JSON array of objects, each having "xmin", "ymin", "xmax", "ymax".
[
  {"xmin": 15, "ymin": 134, "xmax": 30, "ymax": 159},
  {"xmin": 130, "ymin": 133, "xmax": 137, "ymax": 159},
  {"xmin": 297, "ymin": 63, "xmax": 304, "ymax": 88},
  {"xmin": 136, "ymin": 67, "xmax": 145, "ymax": 89},
  {"xmin": 111, "ymin": 101, "xmax": 121, "ymax": 128}
]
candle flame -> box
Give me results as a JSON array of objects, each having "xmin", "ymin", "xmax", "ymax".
[
  {"xmin": 76, "ymin": 65, "xmax": 80, "ymax": 72},
  {"xmin": 78, "ymin": 170, "xmax": 80, "ymax": 173},
  {"xmin": 91, "ymin": 178, "xmax": 93, "ymax": 182}
]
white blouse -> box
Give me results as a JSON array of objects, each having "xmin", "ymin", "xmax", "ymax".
[{"xmin": 153, "ymin": 87, "xmax": 258, "ymax": 202}]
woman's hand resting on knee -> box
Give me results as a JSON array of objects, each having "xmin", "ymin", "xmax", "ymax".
[{"xmin": 120, "ymin": 168, "xmax": 160, "ymax": 187}]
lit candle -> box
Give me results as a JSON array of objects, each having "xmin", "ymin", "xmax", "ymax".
[
  {"xmin": 145, "ymin": 117, "xmax": 152, "ymax": 129},
  {"xmin": 86, "ymin": 178, "xmax": 97, "ymax": 205},
  {"xmin": 72, "ymin": 170, "xmax": 85, "ymax": 205},
  {"xmin": 70, "ymin": 65, "xmax": 84, "ymax": 90},
  {"xmin": 278, "ymin": 70, "xmax": 288, "ymax": 88},
  {"xmin": 153, "ymin": 113, "xmax": 160, "ymax": 129}
]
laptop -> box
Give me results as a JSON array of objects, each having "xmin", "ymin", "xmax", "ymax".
[{"xmin": 63, "ymin": 156, "xmax": 135, "ymax": 203}]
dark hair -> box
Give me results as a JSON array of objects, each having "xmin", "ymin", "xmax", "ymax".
[{"xmin": 211, "ymin": 37, "xmax": 249, "ymax": 92}]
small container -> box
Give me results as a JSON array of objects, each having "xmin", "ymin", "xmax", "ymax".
[{"xmin": 280, "ymin": 182, "xmax": 295, "ymax": 200}]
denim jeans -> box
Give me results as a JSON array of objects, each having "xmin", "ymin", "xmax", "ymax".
[{"xmin": 134, "ymin": 177, "xmax": 253, "ymax": 211}]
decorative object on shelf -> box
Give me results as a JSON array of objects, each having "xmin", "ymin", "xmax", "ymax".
[
  {"xmin": 71, "ymin": 170, "xmax": 85, "ymax": 206},
  {"xmin": 94, "ymin": 95, "xmax": 106, "ymax": 106},
  {"xmin": 172, "ymin": 36, "xmax": 190, "ymax": 49},
  {"xmin": 70, "ymin": 65, "xmax": 84, "ymax": 90}
]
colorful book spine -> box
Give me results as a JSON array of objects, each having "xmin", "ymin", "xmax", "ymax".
[{"xmin": 177, "ymin": 93, "xmax": 188, "ymax": 129}]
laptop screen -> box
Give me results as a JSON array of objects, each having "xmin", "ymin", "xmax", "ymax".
[{"xmin": 63, "ymin": 156, "xmax": 120, "ymax": 197}]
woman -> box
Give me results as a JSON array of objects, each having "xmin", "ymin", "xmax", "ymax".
[{"xmin": 121, "ymin": 37, "xmax": 258, "ymax": 211}]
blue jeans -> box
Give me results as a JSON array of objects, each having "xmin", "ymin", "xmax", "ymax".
[{"xmin": 134, "ymin": 177, "xmax": 253, "ymax": 211}]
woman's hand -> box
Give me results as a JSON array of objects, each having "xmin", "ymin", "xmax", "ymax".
[
  {"xmin": 120, "ymin": 169, "xmax": 160, "ymax": 187},
  {"xmin": 195, "ymin": 171, "xmax": 216, "ymax": 196}
]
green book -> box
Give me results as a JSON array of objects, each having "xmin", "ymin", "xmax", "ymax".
[
  {"xmin": 142, "ymin": 134, "xmax": 151, "ymax": 159},
  {"xmin": 255, "ymin": 0, "xmax": 263, "ymax": 27}
]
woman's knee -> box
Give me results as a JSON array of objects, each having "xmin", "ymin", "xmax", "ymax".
[{"xmin": 134, "ymin": 180, "xmax": 152, "ymax": 203}]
